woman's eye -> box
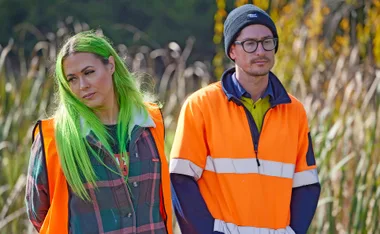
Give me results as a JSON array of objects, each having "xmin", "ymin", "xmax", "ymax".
[
  {"xmin": 84, "ymin": 70, "xmax": 94, "ymax": 75},
  {"xmin": 67, "ymin": 77, "xmax": 76, "ymax": 83}
]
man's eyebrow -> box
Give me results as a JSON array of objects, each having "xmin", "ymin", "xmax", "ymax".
[
  {"xmin": 239, "ymin": 35, "xmax": 274, "ymax": 41},
  {"xmin": 66, "ymin": 66, "xmax": 94, "ymax": 78}
]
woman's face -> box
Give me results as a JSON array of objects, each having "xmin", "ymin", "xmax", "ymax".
[{"xmin": 63, "ymin": 53, "xmax": 116, "ymax": 110}]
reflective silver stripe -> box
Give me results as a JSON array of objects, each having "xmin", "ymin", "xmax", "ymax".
[
  {"xmin": 214, "ymin": 219, "xmax": 296, "ymax": 234},
  {"xmin": 169, "ymin": 158, "xmax": 203, "ymax": 180},
  {"xmin": 292, "ymin": 168, "xmax": 319, "ymax": 188},
  {"xmin": 205, "ymin": 156, "xmax": 295, "ymax": 179}
]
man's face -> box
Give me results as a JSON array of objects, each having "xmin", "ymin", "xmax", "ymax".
[{"xmin": 229, "ymin": 24, "xmax": 275, "ymax": 77}]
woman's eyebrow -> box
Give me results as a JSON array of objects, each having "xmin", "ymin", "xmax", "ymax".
[{"xmin": 66, "ymin": 66, "xmax": 94, "ymax": 77}]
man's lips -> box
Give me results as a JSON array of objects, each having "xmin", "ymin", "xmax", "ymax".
[
  {"xmin": 82, "ymin": 92, "xmax": 95, "ymax": 99},
  {"xmin": 252, "ymin": 59, "xmax": 269, "ymax": 64}
]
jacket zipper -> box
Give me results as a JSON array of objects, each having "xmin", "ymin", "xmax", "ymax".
[{"xmin": 242, "ymin": 104, "xmax": 273, "ymax": 168}]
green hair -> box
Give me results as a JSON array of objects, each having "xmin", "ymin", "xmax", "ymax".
[{"xmin": 54, "ymin": 31, "xmax": 147, "ymax": 200}]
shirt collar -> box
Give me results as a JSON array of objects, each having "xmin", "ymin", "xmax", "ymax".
[
  {"xmin": 231, "ymin": 72, "xmax": 274, "ymax": 100},
  {"xmin": 80, "ymin": 105, "xmax": 155, "ymax": 137}
]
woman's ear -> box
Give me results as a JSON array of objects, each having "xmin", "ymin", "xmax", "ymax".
[{"xmin": 108, "ymin": 56, "xmax": 115, "ymax": 74}]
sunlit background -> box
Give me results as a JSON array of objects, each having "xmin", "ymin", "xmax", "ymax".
[{"xmin": 0, "ymin": 0, "xmax": 379, "ymax": 233}]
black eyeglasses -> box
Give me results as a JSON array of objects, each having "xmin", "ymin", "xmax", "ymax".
[{"xmin": 234, "ymin": 38, "xmax": 277, "ymax": 53}]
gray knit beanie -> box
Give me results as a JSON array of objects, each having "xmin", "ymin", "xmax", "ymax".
[{"xmin": 224, "ymin": 4, "xmax": 279, "ymax": 60}]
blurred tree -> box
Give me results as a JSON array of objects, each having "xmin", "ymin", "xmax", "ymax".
[
  {"xmin": 112, "ymin": 0, "xmax": 217, "ymax": 61},
  {"xmin": 212, "ymin": 1, "xmax": 380, "ymax": 233},
  {"xmin": 213, "ymin": 0, "xmax": 380, "ymax": 79},
  {"xmin": 0, "ymin": 0, "xmax": 217, "ymax": 61}
]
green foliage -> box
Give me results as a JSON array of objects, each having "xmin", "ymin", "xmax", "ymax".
[
  {"xmin": 0, "ymin": 0, "xmax": 217, "ymax": 62},
  {"xmin": 0, "ymin": 1, "xmax": 379, "ymax": 233},
  {"xmin": 0, "ymin": 20, "xmax": 212, "ymax": 233},
  {"xmin": 0, "ymin": 37, "xmax": 55, "ymax": 232},
  {"xmin": 217, "ymin": 0, "xmax": 380, "ymax": 233}
]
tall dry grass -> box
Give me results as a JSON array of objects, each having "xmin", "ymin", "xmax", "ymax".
[
  {"xmin": 0, "ymin": 1, "xmax": 379, "ymax": 233},
  {"xmin": 271, "ymin": 1, "xmax": 380, "ymax": 232},
  {"xmin": 0, "ymin": 19, "xmax": 211, "ymax": 233},
  {"xmin": 214, "ymin": 0, "xmax": 380, "ymax": 232},
  {"xmin": 285, "ymin": 44, "xmax": 380, "ymax": 234}
]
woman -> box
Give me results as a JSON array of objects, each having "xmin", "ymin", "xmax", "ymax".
[{"xmin": 25, "ymin": 31, "xmax": 172, "ymax": 234}]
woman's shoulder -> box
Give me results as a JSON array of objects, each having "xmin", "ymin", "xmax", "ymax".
[{"xmin": 32, "ymin": 118, "xmax": 56, "ymax": 142}]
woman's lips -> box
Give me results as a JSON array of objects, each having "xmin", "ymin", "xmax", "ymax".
[{"xmin": 82, "ymin": 92, "xmax": 95, "ymax": 99}]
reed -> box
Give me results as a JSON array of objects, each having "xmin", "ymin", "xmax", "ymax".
[{"xmin": 0, "ymin": 1, "xmax": 379, "ymax": 232}]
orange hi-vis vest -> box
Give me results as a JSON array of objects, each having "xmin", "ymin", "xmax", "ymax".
[
  {"xmin": 33, "ymin": 104, "xmax": 173, "ymax": 234},
  {"xmin": 170, "ymin": 81, "xmax": 319, "ymax": 233}
]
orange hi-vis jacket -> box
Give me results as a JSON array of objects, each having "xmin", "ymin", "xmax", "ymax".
[
  {"xmin": 32, "ymin": 104, "xmax": 173, "ymax": 234},
  {"xmin": 170, "ymin": 70, "xmax": 319, "ymax": 233}
]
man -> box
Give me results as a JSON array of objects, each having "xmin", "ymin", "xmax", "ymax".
[{"xmin": 170, "ymin": 4, "xmax": 320, "ymax": 234}]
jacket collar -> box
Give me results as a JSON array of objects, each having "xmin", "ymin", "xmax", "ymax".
[
  {"xmin": 221, "ymin": 67, "xmax": 291, "ymax": 107},
  {"xmin": 231, "ymin": 72, "xmax": 274, "ymax": 100}
]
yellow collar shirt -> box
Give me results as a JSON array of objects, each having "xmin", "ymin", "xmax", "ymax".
[{"xmin": 232, "ymin": 73, "xmax": 273, "ymax": 132}]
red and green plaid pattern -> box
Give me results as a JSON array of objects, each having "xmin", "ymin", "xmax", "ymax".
[{"xmin": 26, "ymin": 126, "xmax": 168, "ymax": 234}]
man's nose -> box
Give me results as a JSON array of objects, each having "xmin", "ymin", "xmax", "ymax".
[{"xmin": 255, "ymin": 42, "xmax": 266, "ymax": 55}]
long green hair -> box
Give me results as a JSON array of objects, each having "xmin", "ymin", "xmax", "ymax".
[{"xmin": 54, "ymin": 31, "xmax": 147, "ymax": 200}]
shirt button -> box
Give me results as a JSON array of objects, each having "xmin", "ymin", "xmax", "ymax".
[{"xmin": 133, "ymin": 182, "xmax": 138, "ymax": 187}]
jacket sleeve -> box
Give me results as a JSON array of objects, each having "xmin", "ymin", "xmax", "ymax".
[
  {"xmin": 171, "ymin": 174, "xmax": 222, "ymax": 234},
  {"xmin": 25, "ymin": 132, "xmax": 50, "ymax": 232},
  {"xmin": 170, "ymin": 97, "xmax": 218, "ymax": 234},
  {"xmin": 170, "ymin": 97, "xmax": 208, "ymax": 179},
  {"xmin": 290, "ymin": 106, "xmax": 321, "ymax": 234}
]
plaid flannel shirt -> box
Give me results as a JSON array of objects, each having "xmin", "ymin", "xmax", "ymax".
[{"xmin": 26, "ymin": 118, "xmax": 167, "ymax": 234}]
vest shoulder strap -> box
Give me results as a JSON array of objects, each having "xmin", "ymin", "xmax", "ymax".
[{"xmin": 145, "ymin": 102, "xmax": 165, "ymax": 139}]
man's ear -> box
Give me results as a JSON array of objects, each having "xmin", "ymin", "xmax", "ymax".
[
  {"xmin": 229, "ymin": 45, "xmax": 236, "ymax": 60},
  {"xmin": 108, "ymin": 56, "xmax": 115, "ymax": 74}
]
